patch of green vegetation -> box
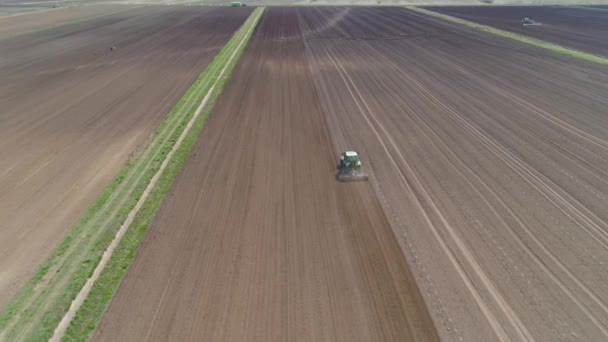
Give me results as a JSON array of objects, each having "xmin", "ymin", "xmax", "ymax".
[
  {"xmin": 0, "ymin": 7, "xmax": 264, "ymax": 342},
  {"xmin": 409, "ymin": 6, "xmax": 608, "ymax": 66}
]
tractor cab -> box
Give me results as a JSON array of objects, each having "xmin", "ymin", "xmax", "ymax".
[
  {"xmin": 521, "ymin": 18, "xmax": 534, "ymax": 26},
  {"xmin": 337, "ymin": 151, "xmax": 368, "ymax": 182},
  {"xmin": 340, "ymin": 151, "xmax": 361, "ymax": 168}
]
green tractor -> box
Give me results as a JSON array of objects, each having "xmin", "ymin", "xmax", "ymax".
[
  {"xmin": 337, "ymin": 151, "xmax": 368, "ymax": 182},
  {"xmin": 521, "ymin": 18, "xmax": 535, "ymax": 26}
]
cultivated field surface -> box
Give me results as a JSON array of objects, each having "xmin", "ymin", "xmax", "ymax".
[
  {"xmin": 97, "ymin": 6, "xmax": 608, "ymax": 341},
  {"xmin": 0, "ymin": 6, "xmax": 251, "ymax": 310},
  {"xmin": 424, "ymin": 5, "xmax": 608, "ymax": 57},
  {"xmin": 94, "ymin": 7, "xmax": 438, "ymax": 342},
  {"xmin": 0, "ymin": 1, "xmax": 57, "ymax": 16},
  {"xmin": 0, "ymin": 5, "xmax": 131, "ymax": 37}
]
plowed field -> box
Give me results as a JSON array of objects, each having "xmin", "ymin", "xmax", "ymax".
[
  {"xmin": 0, "ymin": 6, "xmax": 251, "ymax": 310},
  {"xmin": 94, "ymin": 7, "xmax": 437, "ymax": 342},
  {"xmin": 99, "ymin": 6, "xmax": 608, "ymax": 342},
  {"xmin": 424, "ymin": 5, "xmax": 608, "ymax": 57},
  {"xmin": 0, "ymin": 5, "xmax": 131, "ymax": 37}
]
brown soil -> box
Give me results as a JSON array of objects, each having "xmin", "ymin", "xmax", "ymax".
[
  {"xmin": 424, "ymin": 5, "xmax": 608, "ymax": 57},
  {"xmin": 301, "ymin": 7, "xmax": 608, "ymax": 340},
  {"xmin": 98, "ymin": 7, "xmax": 608, "ymax": 341},
  {"xmin": 94, "ymin": 7, "xmax": 438, "ymax": 342},
  {"xmin": 0, "ymin": 6, "xmax": 251, "ymax": 311},
  {"xmin": 0, "ymin": 5, "xmax": 132, "ymax": 37}
]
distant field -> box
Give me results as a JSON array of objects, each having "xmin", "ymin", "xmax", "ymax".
[
  {"xmin": 0, "ymin": 5, "xmax": 131, "ymax": 37},
  {"xmin": 1, "ymin": 0, "xmax": 601, "ymax": 12},
  {"xmin": 0, "ymin": 5, "xmax": 250, "ymax": 312},
  {"xmin": 423, "ymin": 5, "xmax": 608, "ymax": 57},
  {"xmin": 0, "ymin": 6, "xmax": 46, "ymax": 16}
]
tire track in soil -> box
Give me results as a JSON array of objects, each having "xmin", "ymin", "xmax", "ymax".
[
  {"xmin": 297, "ymin": 6, "xmax": 608, "ymax": 341},
  {"xmin": 321, "ymin": 45, "xmax": 530, "ymax": 342},
  {"xmin": 94, "ymin": 7, "xmax": 438, "ymax": 342}
]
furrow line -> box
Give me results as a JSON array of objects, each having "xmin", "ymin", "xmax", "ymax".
[{"xmin": 324, "ymin": 45, "xmax": 525, "ymax": 341}]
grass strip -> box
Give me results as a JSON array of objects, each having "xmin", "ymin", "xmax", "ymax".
[
  {"xmin": 62, "ymin": 7, "xmax": 264, "ymax": 341},
  {"xmin": 0, "ymin": 6, "xmax": 137, "ymax": 40},
  {"xmin": 0, "ymin": 7, "xmax": 263, "ymax": 342},
  {"xmin": 408, "ymin": 6, "xmax": 608, "ymax": 66}
]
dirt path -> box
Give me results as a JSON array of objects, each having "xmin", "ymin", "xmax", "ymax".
[
  {"xmin": 0, "ymin": 6, "xmax": 251, "ymax": 311},
  {"xmin": 94, "ymin": 7, "xmax": 437, "ymax": 342}
]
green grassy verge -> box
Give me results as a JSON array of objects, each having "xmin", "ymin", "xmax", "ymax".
[
  {"xmin": 0, "ymin": 7, "xmax": 263, "ymax": 341},
  {"xmin": 408, "ymin": 6, "xmax": 608, "ymax": 66},
  {"xmin": 0, "ymin": 6, "xmax": 137, "ymax": 40}
]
